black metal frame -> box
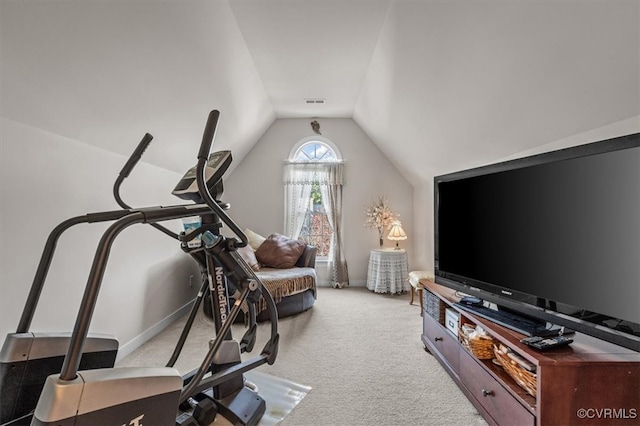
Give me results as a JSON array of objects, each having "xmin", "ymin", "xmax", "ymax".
[{"xmin": 5, "ymin": 110, "xmax": 279, "ymax": 426}]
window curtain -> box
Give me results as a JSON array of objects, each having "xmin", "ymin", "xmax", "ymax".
[
  {"xmin": 283, "ymin": 164, "xmax": 314, "ymax": 240},
  {"xmin": 284, "ymin": 162, "xmax": 349, "ymax": 288}
]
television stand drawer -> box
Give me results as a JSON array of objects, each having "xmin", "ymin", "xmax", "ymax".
[
  {"xmin": 459, "ymin": 349, "xmax": 534, "ymax": 426},
  {"xmin": 423, "ymin": 312, "xmax": 459, "ymax": 373}
]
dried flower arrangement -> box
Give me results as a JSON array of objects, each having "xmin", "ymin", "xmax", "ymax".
[{"xmin": 364, "ymin": 195, "xmax": 399, "ymax": 247}]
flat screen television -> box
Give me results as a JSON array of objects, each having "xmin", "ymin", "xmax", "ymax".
[{"xmin": 434, "ymin": 132, "xmax": 640, "ymax": 352}]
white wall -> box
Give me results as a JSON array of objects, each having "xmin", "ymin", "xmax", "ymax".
[
  {"xmin": 222, "ymin": 118, "xmax": 414, "ymax": 286},
  {"xmin": 0, "ymin": 118, "xmax": 200, "ymax": 359}
]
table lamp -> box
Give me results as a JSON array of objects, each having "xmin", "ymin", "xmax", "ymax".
[{"xmin": 387, "ymin": 221, "xmax": 407, "ymax": 249}]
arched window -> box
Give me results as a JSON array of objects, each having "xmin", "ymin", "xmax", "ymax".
[
  {"xmin": 292, "ymin": 141, "xmax": 339, "ymax": 162},
  {"xmin": 288, "ymin": 140, "xmax": 339, "ymax": 257},
  {"xmin": 284, "ymin": 136, "xmax": 348, "ymax": 288}
]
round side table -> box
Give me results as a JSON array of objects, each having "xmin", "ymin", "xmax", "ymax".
[{"xmin": 366, "ymin": 248, "xmax": 409, "ymax": 294}]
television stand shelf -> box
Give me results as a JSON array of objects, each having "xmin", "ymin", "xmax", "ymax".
[{"xmin": 421, "ymin": 281, "xmax": 640, "ymax": 426}]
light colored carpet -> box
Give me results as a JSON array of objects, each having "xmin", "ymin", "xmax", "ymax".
[{"xmin": 118, "ymin": 287, "xmax": 487, "ymax": 425}]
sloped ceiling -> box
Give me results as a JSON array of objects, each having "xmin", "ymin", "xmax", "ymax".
[
  {"xmin": 2, "ymin": 1, "xmax": 638, "ymax": 183},
  {"xmin": 354, "ymin": 1, "xmax": 640, "ymax": 183},
  {"xmin": 1, "ymin": 1, "xmax": 276, "ymax": 174}
]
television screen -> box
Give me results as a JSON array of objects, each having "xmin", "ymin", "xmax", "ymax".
[{"xmin": 435, "ymin": 133, "xmax": 639, "ymax": 350}]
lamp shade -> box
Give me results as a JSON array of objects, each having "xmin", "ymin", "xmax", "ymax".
[{"xmin": 387, "ymin": 221, "xmax": 407, "ymax": 249}]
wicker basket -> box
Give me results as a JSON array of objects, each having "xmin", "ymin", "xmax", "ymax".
[
  {"xmin": 493, "ymin": 346, "xmax": 537, "ymax": 397},
  {"xmin": 459, "ymin": 324, "xmax": 494, "ymax": 359},
  {"xmin": 424, "ymin": 290, "xmax": 445, "ymax": 323}
]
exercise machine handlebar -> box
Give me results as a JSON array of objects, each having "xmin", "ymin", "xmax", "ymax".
[
  {"xmin": 113, "ymin": 133, "xmax": 179, "ymax": 240},
  {"xmin": 195, "ymin": 110, "xmax": 248, "ymax": 247},
  {"xmin": 120, "ymin": 133, "xmax": 153, "ymax": 178},
  {"xmin": 59, "ymin": 204, "xmax": 213, "ymax": 381},
  {"xmin": 16, "ymin": 130, "xmax": 188, "ymax": 334},
  {"xmin": 14, "ymin": 208, "xmax": 145, "ymax": 333}
]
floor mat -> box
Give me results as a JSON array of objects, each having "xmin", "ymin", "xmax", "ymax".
[{"xmin": 243, "ymin": 370, "xmax": 312, "ymax": 425}]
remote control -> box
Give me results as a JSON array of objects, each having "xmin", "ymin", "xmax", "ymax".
[{"xmin": 520, "ymin": 335, "xmax": 573, "ymax": 351}]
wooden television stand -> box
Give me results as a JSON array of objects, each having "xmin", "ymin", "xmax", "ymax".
[{"xmin": 421, "ymin": 281, "xmax": 640, "ymax": 426}]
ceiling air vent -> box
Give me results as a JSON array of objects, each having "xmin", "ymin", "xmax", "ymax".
[{"xmin": 305, "ymin": 98, "xmax": 326, "ymax": 104}]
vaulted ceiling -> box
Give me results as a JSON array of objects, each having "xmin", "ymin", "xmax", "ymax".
[{"xmin": 2, "ymin": 1, "xmax": 638, "ymax": 186}]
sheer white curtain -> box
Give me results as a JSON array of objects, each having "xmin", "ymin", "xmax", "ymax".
[
  {"xmin": 283, "ymin": 164, "xmax": 314, "ymax": 239},
  {"xmin": 318, "ymin": 163, "xmax": 349, "ymax": 288},
  {"xmin": 284, "ymin": 162, "xmax": 349, "ymax": 288}
]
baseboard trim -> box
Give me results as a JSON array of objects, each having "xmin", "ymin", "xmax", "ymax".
[{"xmin": 116, "ymin": 299, "xmax": 195, "ymax": 362}]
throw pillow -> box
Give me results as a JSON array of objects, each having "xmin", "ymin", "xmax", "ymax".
[
  {"xmin": 255, "ymin": 233, "xmax": 306, "ymax": 269},
  {"xmin": 237, "ymin": 244, "xmax": 261, "ymax": 271},
  {"xmin": 244, "ymin": 228, "xmax": 267, "ymax": 251}
]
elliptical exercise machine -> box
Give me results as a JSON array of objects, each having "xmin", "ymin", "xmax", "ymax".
[{"xmin": 2, "ymin": 110, "xmax": 278, "ymax": 425}]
